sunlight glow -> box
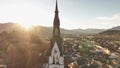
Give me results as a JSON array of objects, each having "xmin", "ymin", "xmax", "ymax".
[
  {"xmin": 0, "ymin": 1, "xmax": 51, "ymax": 29},
  {"xmin": 19, "ymin": 23, "xmax": 33, "ymax": 29},
  {"xmin": 0, "ymin": 0, "xmax": 120, "ymax": 29}
]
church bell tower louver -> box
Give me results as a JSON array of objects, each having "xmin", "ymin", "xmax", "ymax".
[{"xmin": 48, "ymin": 0, "xmax": 64, "ymax": 68}]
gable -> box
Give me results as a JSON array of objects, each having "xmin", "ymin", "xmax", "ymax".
[{"xmin": 51, "ymin": 42, "xmax": 60, "ymax": 55}]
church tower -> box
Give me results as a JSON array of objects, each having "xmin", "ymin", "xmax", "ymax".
[{"xmin": 48, "ymin": 0, "xmax": 64, "ymax": 68}]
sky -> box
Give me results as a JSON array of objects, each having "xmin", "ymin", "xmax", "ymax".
[{"xmin": 0, "ymin": 0, "xmax": 120, "ymax": 29}]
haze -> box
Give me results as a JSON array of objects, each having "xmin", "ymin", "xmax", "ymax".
[{"xmin": 0, "ymin": 0, "xmax": 120, "ymax": 29}]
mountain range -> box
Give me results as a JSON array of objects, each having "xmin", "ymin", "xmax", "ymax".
[
  {"xmin": 0, "ymin": 23, "xmax": 120, "ymax": 34},
  {"xmin": 110, "ymin": 26, "xmax": 120, "ymax": 30},
  {"xmin": 99, "ymin": 26, "xmax": 120, "ymax": 35}
]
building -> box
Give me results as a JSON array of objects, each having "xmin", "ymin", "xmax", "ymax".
[{"xmin": 48, "ymin": 0, "xmax": 64, "ymax": 68}]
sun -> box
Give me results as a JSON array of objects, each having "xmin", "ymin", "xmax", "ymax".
[{"xmin": 19, "ymin": 23, "xmax": 33, "ymax": 29}]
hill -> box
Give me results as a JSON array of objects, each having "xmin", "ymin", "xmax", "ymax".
[
  {"xmin": 0, "ymin": 23, "xmax": 106, "ymax": 34},
  {"xmin": 0, "ymin": 23, "xmax": 21, "ymax": 32},
  {"xmin": 72, "ymin": 29, "xmax": 105, "ymax": 34},
  {"xmin": 110, "ymin": 26, "xmax": 120, "ymax": 30},
  {"xmin": 99, "ymin": 26, "xmax": 120, "ymax": 35},
  {"xmin": 99, "ymin": 30, "xmax": 120, "ymax": 35}
]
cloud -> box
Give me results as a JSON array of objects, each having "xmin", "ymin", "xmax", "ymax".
[
  {"xmin": 95, "ymin": 13, "xmax": 120, "ymax": 29},
  {"xmin": 96, "ymin": 13, "xmax": 120, "ymax": 21}
]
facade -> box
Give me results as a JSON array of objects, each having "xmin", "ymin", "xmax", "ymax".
[{"xmin": 48, "ymin": 0, "xmax": 64, "ymax": 68}]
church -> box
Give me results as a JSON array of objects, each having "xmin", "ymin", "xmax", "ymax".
[{"xmin": 48, "ymin": 0, "xmax": 64, "ymax": 68}]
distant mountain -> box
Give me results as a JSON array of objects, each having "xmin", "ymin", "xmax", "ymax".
[
  {"xmin": 99, "ymin": 30, "xmax": 120, "ymax": 35},
  {"xmin": 0, "ymin": 23, "xmax": 108, "ymax": 34},
  {"xmin": 72, "ymin": 29, "xmax": 105, "ymax": 34},
  {"xmin": 110, "ymin": 26, "xmax": 120, "ymax": 30},
  {"xmin": 0, "ymin": 22, "xmax": 21, "ymax": 32},
  {"xmin": 99, "ymin": 26, "xmax": 120, "ymax": 35},
  {"xmin": 28, "ymin": 27, "xmax": 106, "ymax": 34}
]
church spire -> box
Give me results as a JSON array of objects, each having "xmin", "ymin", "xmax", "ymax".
[
  {"xmin": 55, "ymin": 0, "xmax": 58, "ymax": 13},
  {"xmin": 48, "ymin": 1, "xmax": 64, "ymax": 68},
  {"xmin": 54, "ymin": 0, "xmax": 60, "ymax": 27},
  {"xmin": 53, "ymin": 0, "xmax": 61, "ymax": 43},
  {"xmin": 49, "ymin": 0, "xmax": 63, "ymax": 56}
]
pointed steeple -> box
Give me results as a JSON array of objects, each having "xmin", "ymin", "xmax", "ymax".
[
  {"xmin": 55, "ymin": 0, "xmax": 58, "ymax": 13},
  {"xmin": 49, "ymin": 0, "xmax": 63, "ymax": 56},
  {"xmin": 54, "ymin": 0, "xmax": 60, "ymax": 27},
  {"xmin": 53, "ymin": 0, "xmax": 60, "ymax": 37}
]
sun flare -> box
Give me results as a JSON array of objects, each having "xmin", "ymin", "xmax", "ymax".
[{"xmin": 20, "ymin": 23, "xmax": 33, "ymax": 29}]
